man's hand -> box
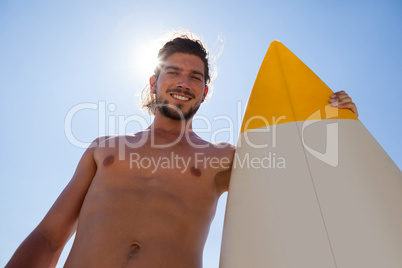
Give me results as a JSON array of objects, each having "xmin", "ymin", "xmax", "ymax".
[{"xmin": 329, "ymin": 90, "xmax": 358, "ymax": 118}]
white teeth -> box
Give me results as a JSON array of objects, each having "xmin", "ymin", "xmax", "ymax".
[{"xmin": 172, "ymin": 94, "xmax": 190, "ymax": 101}]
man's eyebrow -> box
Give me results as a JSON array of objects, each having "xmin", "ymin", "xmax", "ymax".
[
  {"xmin": 164, "ymin": 65, "xmax": 182, "ymax": 71},
  {"xmin": 190, "ymin": 70, "xmax": 204, "ymax": 78},
  {"xmin": 164, "ymin": 65, "xmax": 204, "ymax": 78}
]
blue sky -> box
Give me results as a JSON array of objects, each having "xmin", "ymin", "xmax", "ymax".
[{"xmin": 1, "ymin": 0, "xmax": 401, "ymax": 267}]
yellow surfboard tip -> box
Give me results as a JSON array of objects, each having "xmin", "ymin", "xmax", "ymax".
[{"xmin": 240, "ymin": 41, "xmax": 357, "ymax": 133}]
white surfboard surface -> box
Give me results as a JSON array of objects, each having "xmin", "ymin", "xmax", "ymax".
[{"xmin": 219, "ymin": 41, "xmax": 402, "ymax": 268}]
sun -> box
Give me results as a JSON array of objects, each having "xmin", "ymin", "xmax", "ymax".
[{"xmin": 131, "ymin": 40, "xmax": 161, "ymax": 82}]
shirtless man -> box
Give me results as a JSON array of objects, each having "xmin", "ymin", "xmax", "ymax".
[{"xmin": 6, "ymin": 34, "xmax": 358, "ymax": 268}]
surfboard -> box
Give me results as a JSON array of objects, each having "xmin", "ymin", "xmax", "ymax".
[{"xmin": 219, "ymin": 41, "xmax": 402, "ymax": 268}]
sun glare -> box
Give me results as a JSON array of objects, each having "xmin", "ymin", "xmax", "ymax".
[{"xmin": 132, "ymin": 41, "xmax": 161, "ymax": 82}]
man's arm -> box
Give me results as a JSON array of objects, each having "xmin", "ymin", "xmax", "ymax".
[
  {"xmin": 6, "ymin": 137, "xmax": 105, "ymax": 268},
  {"xmin": 214, "ymin": 143, "xmax": 236, "ymax": 195}
]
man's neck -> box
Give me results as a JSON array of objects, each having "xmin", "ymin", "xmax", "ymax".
[{"xmin": 149, "ymin": 112, "xmax": 195, "ymax": 136}]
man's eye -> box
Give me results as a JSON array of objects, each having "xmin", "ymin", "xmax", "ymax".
[
  {"xmin": 192, "ymin": 76, "xmax": 202, "ymax": 81},
  {"xmin": 167, "ymin": 72, "xmax": 178, "ymax": 75}
]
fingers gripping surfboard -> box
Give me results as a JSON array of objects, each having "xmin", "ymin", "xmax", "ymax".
[{"xmin": 219, "ymin": 41, "xmax": 402, "ymax": 268}]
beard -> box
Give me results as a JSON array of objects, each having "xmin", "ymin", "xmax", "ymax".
[{"xmin": 155, "ymin": 92, "xmax": 201, "ymax": 121}]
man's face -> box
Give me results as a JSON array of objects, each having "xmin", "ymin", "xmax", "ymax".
[{"xmin": 150, "ymin": 53, "xmax": 208, "ymax": 120}]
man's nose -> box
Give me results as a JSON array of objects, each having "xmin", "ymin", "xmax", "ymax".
[{"xmin": 177, "ymin": 75, "xmax": 190, "ymax": 89}]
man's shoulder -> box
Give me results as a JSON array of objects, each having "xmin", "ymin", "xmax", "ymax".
[
  {"xmin": 212, "ymin": 141, "xmax": 235, "ymax": 150},
  {"xmin": 207, "ymin": 141, "xmax": 235, "ymax": 157},
  {"xmin": 90, "ymin": 132, "xmax": 149, "ymax": 149},
  {"xmin": 89, "ymin": 135, "xmax": 116, "ymax": 148}
]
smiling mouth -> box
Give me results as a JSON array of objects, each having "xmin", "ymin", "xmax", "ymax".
[{"xmin": 170, "ymin": 94, "xmax": 191, "ymax": 101}]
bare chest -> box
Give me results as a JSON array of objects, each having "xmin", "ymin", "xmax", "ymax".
[{"xmin": 95, "ymin": 140, "xmax": 229, "ymax": 183}]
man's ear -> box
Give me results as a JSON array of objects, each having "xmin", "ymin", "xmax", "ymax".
[
  {"xmin": 150, "ymin": 75, "xmax": 157, "ymax": 94},
  {"xmin": 202, "ymin": 85, "xmax": 209, "ymax": 102}
]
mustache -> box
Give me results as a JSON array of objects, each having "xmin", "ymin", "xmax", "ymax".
[{"xmin": 166, "ymin": 89, "xmax": 195, "ymax": 99}]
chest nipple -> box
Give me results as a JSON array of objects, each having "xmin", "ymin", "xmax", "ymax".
[{"xmin": 102, "ymin": 155, "xmax": 115, "ymax": 166}]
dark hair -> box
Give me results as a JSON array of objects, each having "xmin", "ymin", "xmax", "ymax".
[{"xmin": 141, "ymin": 34, "xmax": 210, "ymax": 115}]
